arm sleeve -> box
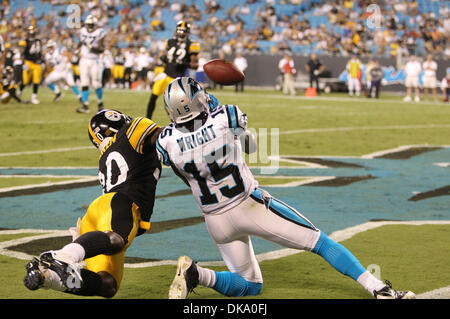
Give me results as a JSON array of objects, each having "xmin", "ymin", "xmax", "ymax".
[{"xmin": 224, "ymin": 104, "xmax": 248, "ymax": 131}]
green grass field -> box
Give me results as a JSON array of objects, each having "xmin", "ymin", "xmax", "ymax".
[{"xmin": 1, "ymin": 87, "xmax": 449, "ymax": 300}]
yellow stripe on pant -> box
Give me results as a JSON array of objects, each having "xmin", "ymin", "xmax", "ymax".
[{"xmin": 79, "ymin": 192, "xmax": 141, "ymax": 289}]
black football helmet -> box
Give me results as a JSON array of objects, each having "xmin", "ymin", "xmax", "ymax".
[
  {"xmin": 88, "ymin": 109, "xmax": 132, "ymax": 148},
  {"xmin": 175, "ymin": 20, "xmax": 190, "ymax": 39},
  {"xmin": 27, "ymin": 25, "xmax": 37, "ymax": 39}
]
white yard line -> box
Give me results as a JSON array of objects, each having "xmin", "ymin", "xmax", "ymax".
[
  {"xmin": 0, "ymin": 146, "xmax": 92, "ymax": 157},
  {"xmin": 279, "ymin": 124, "xmax": 450, "ymax": 135}
]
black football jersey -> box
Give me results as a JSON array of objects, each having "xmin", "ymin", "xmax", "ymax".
[
  {"xmin": 163, "ymin": 38, "xmax": 200, "ymax": 78},
  {"xmin": 98, "ymin": 117, "xmax": 161, "ymax": 223},
  {"xmin": 24, "ymin": 39, "xmax": 42, "ymax": 63}
]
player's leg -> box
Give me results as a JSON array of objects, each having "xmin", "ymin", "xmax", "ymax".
[
  {"xmin": 24, "ymin": 192, "xmax": 140, "ymax": 297},
  {"xmin": 246, "ymin": 188, "xmax": 415, "ymax": 298},
  {"xmin": 169, "ymin": 212, "xmax": 263, "ymax": 299},
  {"xmin": 77, "ymin": 58, "xmax": 91, "ymax": 113},
  {"xmin": 65, "ymin": 70, "xmax": 82, "ymax": 102},
  {"xmin": 91, "ymin": 59, "xmax": 104, "ymax": 111},
  {"xmin": 31, "ymin": 62, "xmax": 42, "ymax": 104},
  {"xmin": 147, "ymin": 75, "xmax": 172, "ymax": 119},
  {"xmin": 45, "ymin": 70, "xmax": 63, "ymax": 102}
]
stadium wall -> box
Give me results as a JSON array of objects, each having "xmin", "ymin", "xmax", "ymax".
[{"xmin": 221, "ymin": 55, "xmax": 450, "ymax": 91}]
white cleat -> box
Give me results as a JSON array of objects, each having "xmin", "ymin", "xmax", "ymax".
[
  {"xmin": 373, "ymin": 280, "xmax": 416, "ymax": 299},
  {"xmin": 168, "ymin": 255, "xmax": 199, "ymax": 299},
  {"xmin": 31, "ymin": 97, "xmax": 40, "ymax": 105}
]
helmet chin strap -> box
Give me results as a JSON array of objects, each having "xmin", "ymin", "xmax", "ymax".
[{"xmin": 98, "ymin": 137, "xmax": 112, "ymax": 153}]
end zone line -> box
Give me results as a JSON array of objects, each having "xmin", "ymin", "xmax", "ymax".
[{"xmin": 0, "ymin": 146, "xmax": 93, "ymax": 157}]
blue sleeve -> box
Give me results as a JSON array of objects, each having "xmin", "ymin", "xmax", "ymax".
[{"xmin": 207, "ymin": 93, "xmax": 220, "ymax": 112}]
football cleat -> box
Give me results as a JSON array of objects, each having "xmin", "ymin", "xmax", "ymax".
[
  {"xmin": 97, "ymin": 101, "xmax": 104, "ymax": 112},
  {"xmin": 76, "ymin": 104, "xmax": 90, "ymax": 114},
  {"xmin": 39, "ymin": 251, "xmax": 83, "ymax": 292},
  {"xmin": 373, "ymin": 280, "xmax": 416, "ymax": 299},
  {"xmin": 24, "ymin": 257, "xmax": 44, "ymax": 291},
  {"xmin": 168, "ymin": 255, "xmax": 199, "ymax": 299},
  {"xmin": 53, "ymin": 92, "xmax": 63, "ymax": 102},
  {"xmin": 31, "ymin": 96, "xmax": 40, "ymax": 105}
]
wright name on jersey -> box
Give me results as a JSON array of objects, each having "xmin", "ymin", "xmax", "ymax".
[{"xmin": 156, "ymin": 104, "xmax": 258, "ymax": 215}]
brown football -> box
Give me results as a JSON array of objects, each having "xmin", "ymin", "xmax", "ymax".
[{"xmin": 203, "ymin": 59, "xmax": 245, "ymax": 85}]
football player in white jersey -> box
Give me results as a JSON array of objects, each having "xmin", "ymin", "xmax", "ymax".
[
  {"xmin": 157, "ymin": 77, "xmax": 416, "ymax": 300},
  {"xmin": 76, "ymin": 15, "xmax": 106, "ymax": 114},
  {"xmin": 44, "ymin": 40, "xmax": 81, "ymax": 102}
]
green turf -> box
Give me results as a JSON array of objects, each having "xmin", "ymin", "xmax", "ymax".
[
  {"xmin": 2, "ymin": 224, "xmax": 448, "ymax": 299},
  {"xmin": 0, "ymin": 177, "xmax": 80, "ymax": 189},
  {"xmin": 1, "ymin": 87, "xmax": 449, "ymax": 300}
]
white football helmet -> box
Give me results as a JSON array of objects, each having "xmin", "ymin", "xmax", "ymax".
[
  {"xmin": 85, "ymin": 15, "xmax": 98, "ymax": 32},
  {"xmin": 163, "ymin": 77, "xmax": 209, "ymax": 124}
]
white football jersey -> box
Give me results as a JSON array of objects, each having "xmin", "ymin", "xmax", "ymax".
[
  {"xmin": 45, "ymin": 48, "xmax": 68, "ymax": 72},
  {"xmin": 79, "ymin": 27, "xmax": 105, "ymax": 60},
  {"xmin": 156, "ymin": 104, "xmax": 258, "ymax": 215}
]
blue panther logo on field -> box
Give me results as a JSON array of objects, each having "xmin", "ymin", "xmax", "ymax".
[{"xmin": 0, "ymin": 147, "xmax": 449, "ymax": 262}]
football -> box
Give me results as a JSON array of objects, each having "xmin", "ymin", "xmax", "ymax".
[{"xmin": 203, "ymin": 59, "xmax": 245, "ymax": 85}]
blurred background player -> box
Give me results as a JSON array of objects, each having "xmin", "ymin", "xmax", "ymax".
[
  {"xmin": 368, "ymin": 60, "xmax": 383, "ymax": 99},
  {"xmin": 123, "ymin": 47, "xmax": 135, "ymax": 89},
  {"xmin": 102, "ymin": 48, "xmax": 114, "ymax": 89},
  {"xmin": 403, "ymin": 55, "xmax": 422, "ymax": 102},
  {"xmin": 440, "ymin": 67, "xmax": 450, "ymax": 102},
  {"xmin": 422, "ymin": 54, "xmax": 438, "ymax": 101},
  {"xmin": 346, "ymin": 54, "xmax": 362, "ymax": 97},
  {"xmin": 146, "ymin": 20, "xmax": 200, "ymax": 119},
  {"xmin": 305, "ymin": 53, "xmax": 324, "ymax": 95},
  {"xmin": 278, "ymin": 52, "xmax": 296, "ymax": 96},
  {"xmin": 1, "ymin": 65, "xmax": 28, "ymax": 104},
  {"xmin": 19, "ymin": 25, "xmax": 42, "ymax": 105},
  {"xmin": 112, "ymin": 48, "xmax": 125, "ymax": 89},
  {"xmin": 77, "ymin": 15, "xmax": 106, "ymax": 114},
  {"xmin": 233, "ymin": 51, "xmax": 247, "ymax": 93},
  {"xmin": 135, "ymin": 47, "xmax": 153, "ymax": 91},
  {"xmin": 70, "ymin": 50, "xmax": 81, "ymax": 87},
  {"xmin": 43, "ymin": 40, "xmax": 81, "ymax": 103}
]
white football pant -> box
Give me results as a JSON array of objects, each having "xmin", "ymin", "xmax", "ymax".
[
  {"xmin": 203, "ymin": 188, "xmax": 321, "ymax": 284},
  {"xmin": 79, "ymin": 57, "xmax": 102, "ymax": 89}
]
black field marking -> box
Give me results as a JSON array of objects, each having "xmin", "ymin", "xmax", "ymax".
[
  {"xmin": 408, "ymin": 185, "xmax": 450, "ymax": 202},
  {"xmin": 0, "ymin": 180, "xmax": 99, "ymax": 198},
  {"xmin": 305, "ymin": 175, "xmax": 376, "ymax": 187},
  {"xmin": 7, "ymin": 216, "xmax": 205, "ymax": 263},
  {"xmin": 282, "ymin": 157, "xmax": 365, "ymax": 168},
  {"xmin": 373, "ymin": 146, "xmax": 442, "ymax": 159}
]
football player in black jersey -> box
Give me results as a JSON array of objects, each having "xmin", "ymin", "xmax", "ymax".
[
  {"xmin": 146, "ymin": 20, "xmax": 200, "ymax": 119},
  {"xmin": 24, "ymin": 110, "xmax": 163, "ymax": 298},
  {"xmin": 19, "ymin": 26, "xmax": 43, "ymax": 105}
]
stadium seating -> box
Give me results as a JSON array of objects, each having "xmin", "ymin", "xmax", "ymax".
[{"xmin": 4, "ymin": 0, "xmax": 449, "ymax": 57}]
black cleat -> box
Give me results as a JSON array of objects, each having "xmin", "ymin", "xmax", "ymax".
[
  {"xmin": 24, "ymin": 257, "xmax": 44, "ymax": 291},
  {"xmin": 39, "ymin": 252, "xmax": 83, "ymax": 292},
  {"xmin": 53, "ymin": 92, "xmax": 63, "ymax": 102},
  {"xmin": 76, "ymin": 104, "xmax": 90, "ymax": 114},
  {"xmin": 168, "ymin": 255, "xmax": 199, "ymax": 299},
  {"xmin": 98, "ymin": 101, "xmax": 104, "ymax": 112},
  {"xmin": 373, "ymin": 280, "xmax": 416, "ymax": 299}
]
